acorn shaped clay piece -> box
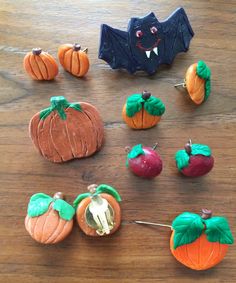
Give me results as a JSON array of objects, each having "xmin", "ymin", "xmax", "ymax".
[
  {"xmin": 126, "ymin": 143, "xmax": 163, "ymax": 178},
  {"xmin": 29, "ymin": 96, "xmax": 104, "ymax": 163},
  {"xmin": 58, "ymin": 43, "xmax": 89, "ymax": 77},
  {"xmin": 25, "ymin": 192, "xmax": 75, "ymax": 244},
  {"xmin": 23, "ymin": 48, "xmax": 58, "ymax": 80},
  {"xmin": 170, "ymin": 209, "xmax": 234, "ymax": 270},
  {"xmin": 74, "ymin": 184, "xmax": 121, "ymax": 236},
  {"xmin": 122, "ymin": 91, "xmax": 165, "ymax": 129},
  {"xmin": 175, "ymin": 140, "xmax": 214, "ymax": 177}
]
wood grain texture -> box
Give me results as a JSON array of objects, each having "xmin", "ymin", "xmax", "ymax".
[{"xmin": 0, "ymin": 0, "xmax": 236, "ymax": 282}]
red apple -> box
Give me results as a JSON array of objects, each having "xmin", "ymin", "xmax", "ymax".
[{"xmin": 126, "ymin": 144, "xmax": 163, "ymax": 178}]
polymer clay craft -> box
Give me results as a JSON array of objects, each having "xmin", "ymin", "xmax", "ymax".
[
  {"xmin": 175, "ymin": 140, "xmax": 214, "ymax": 177},
  {"xmin": 122, "ymin": 91, "xmax": 165, "ymax": 129},
  {"xmin": 175, "ymin": 60, "xmax": 211, "ymax": 104},
  {"xmin": 99, "ymin": 7, "xmax": 194, "ymax": 74},
  {"xmin": 29, "ymin": 96, "xmax": 104, "ymax": 163},
  {"xmin": 58, "ymin": 43, "xmax": 89, "ymax": 77},
  {"xmin": 74, "ymin": 184, "xmax": 121, "ymax": 236},
  {"xmin": 23, "ymin": 48, "xmax": 58, "ymax": 80},
  {"xmin": 136, "ymin": 209, "xmax": 234, "ymax": 270},
  {"xmin": 25, "ymin": 192, "xmax": 75, "ymax": 244},
  {"xmin": 126, "ymin": 143, "xmax": 162, "ymax": 178}
]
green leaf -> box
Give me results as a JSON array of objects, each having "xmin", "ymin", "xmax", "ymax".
[
  {"xmin": 69, "ymin": 103, "xmax": 82, "ymax": 112},
  {"xmin": 27, "ymin": 193, "xmax": 53, "ymax": 218},
  {"xmin": 73, "ymin": 193, "xmax": 91, "ymax": 210},
  {"xmin": 191, "ymin": 144, "xmax": 211, "ymax": 156},
  {"xmin": 204, "ymin": 216, "xmax": 234, "ymax": 245},
  {"xmin": 172, "ymin": 212, "xmax": 204, "ymax": 249},
  {"xmin": 128, "ymin": 144, "xmax": 145, "ymax": 159},
  {"xmin": 175, "ymin": 149, "xmax": 190, "ymax": 170},
  {"xmin": 197, "ymin": 61, "xmax": 211, "ymax": 80},
  {"xmin": 126, "ymin": 94, "xmax": 143, "ymax": 117},
  {"xmin": 53, "ymin": 199, "xmax": 75, "ymax": 221},
  {"xmin": 96, "ymin": 184, "xmax": 122, "ymax": 202},
  {"xmin": 204, "ymin": 78, "xmax": 211, "ymax": 101},
  {"xmin": 144, "ymin": 96, "xmax": 165, "ymax": 116}
]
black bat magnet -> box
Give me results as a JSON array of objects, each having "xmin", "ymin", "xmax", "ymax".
[{"xmin": 99, "ymin": 7, "xmax": 194, "ymax": 75}]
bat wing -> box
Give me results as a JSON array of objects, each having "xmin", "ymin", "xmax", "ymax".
[
  {"xmin": 98, "ymin": 24, "xmax": 138, "ymax": 73},
  {"xmin": 161, "ymin": 7, "xmax": 194, "ymax": 64}
]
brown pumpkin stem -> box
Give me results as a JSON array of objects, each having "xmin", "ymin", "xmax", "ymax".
[
  {"xmin": 201, "ymin": 208, "xmax": 212, "ymax": 219},
  {"xmin": 125, "ymin": 146, "xmax": 131, "ymax": 153},
  {"xmin": 88, "ymin": 184, "xmax": 98, "ymax": 194},
  {"xmin": 73, "ymin": 44, "xmax": 81, "ymax": 51},
  {"xmin": 184, "ymin": 139, "xmax": 192, "ymax": 154},
  {"xmin": 53, "ymin": 192, "xmax": 64, "ymax": 200},
  {"xmin": 142, "ymin": 91, "xmax": 151, "ymax": 100},
  {"xmin": 32, "ymin": 48, "xmax": 42, "ymax": 55}
]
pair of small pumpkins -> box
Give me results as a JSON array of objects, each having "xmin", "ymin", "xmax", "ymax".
[{"xmin": 23, "ymin": 44, "xmax": 89, "ymax": 80}]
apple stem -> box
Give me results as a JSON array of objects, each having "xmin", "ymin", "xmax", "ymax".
[
  {"xmin": 125, "ymin": 146, "xmax": 131, "ymax": 153},
  {"xmin": 152, "ymin": 143, "xmax": 158, "ymax": 150}
]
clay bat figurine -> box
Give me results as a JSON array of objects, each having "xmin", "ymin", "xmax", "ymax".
[{"xmin": 99, "ymin": 7, "xmax": 194, "ymax": 75}]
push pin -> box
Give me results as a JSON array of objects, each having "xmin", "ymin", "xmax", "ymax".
[
  {"xmin": 135, "ymin": 209, "xmax": 234, "ymax": 270},
  {"xmin": 74, "ymin": 184, "xmax": 122, "ymax": 236},
  {"xmin": 175, "ymin": 60, "xmax": 211, "ymax": 105}
]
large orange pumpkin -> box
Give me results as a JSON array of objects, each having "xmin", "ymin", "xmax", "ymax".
[
  {"xmin": 74, "ymin": 184, "xmax": 121, "ymax": 237},
  {"xmin": 29, "ymin": 96, "xmax": 104, "ymax": 163},
  {"xmin": 23, "ymin": 48, "xmax": 58, "ymax": 80},
  {"xmin": 170, "ymin": 209, "xmax": 234, "ymax": 270},
  {"xmin": 122, "ymin": 91, "xmax": 165, "ymax": 129},
  {"xmin": 25, "ymin": 192, "xmax": 75, "ymax": 244},
  {"xmin": 58, "ymin": 43, "xmax": 89, "ymax": 77}
]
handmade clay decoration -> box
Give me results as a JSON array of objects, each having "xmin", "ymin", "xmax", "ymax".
[
  {"xmin": 23, "ymin": 48, "xmax": 58, "ymax": 80},
  {"xmin": 58, "ymin": 43, "xmax": 89, "ymax": 77},
  {"xmin": 175, "ymin": 140, "xmax": 214, "ymax": 177},
  {"xmin": 99, "ymin": 7, "xmax": 194, "ymax": 74},
  {"xmin": 126, "ymin": 143, "xmax": 162, "ymax": 178},
  {"xmin": 122, "ymin": 91, "xmax": 165, "ymax": 129},
  {"xmin": 29, "ymin": 96, "xmax": 104, "ymax": 163},
  {"xmin": 25, "ymin": 192, "xmax": 75, "ymax": 244},
  {"xmin": 136, "ymin": 209, "xmax": 234, "ymax": 270},
  {"xmin": 175, "ymin": 60, "xmax": 211, "ymax": 104},
  {"xmin": 74, "ymin": 184, "xmax": 121, "ymax": 236}
]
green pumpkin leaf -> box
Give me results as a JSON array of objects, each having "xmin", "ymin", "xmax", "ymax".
[
  {"xmin": 144, "ymin": 96, "xmax": 165, "ymax": 116},
  {"xmin": 204, "ymin": 216, "xmax": 234, "ymax": 245},
  {"xmin": 53, "ymin": 199, "xmax": 75, "ymax": 221},
  {"xmin": 69, "ymin": 103, "xmax": 82, "ymax": 112},
  {"xmin": 73, "ymin": 193, "xmax": 91, "ymax": 210},
  {"xmin": 204, "ymin": 78, "xmax": 211, "ymax": 101},
  {"xmin": 197, "ymin": 61, "xmax": 211, "ymax": 80},
  {"xmin": 175, "ymin": 149, "xmax": 190, "ymax": 170},
  {"xmin": 172, "ymin": 212, "xmax": 204, "ymax": 249},
  {"xmin": 27, "ymin": 193, "xmax": 53, "ymax": 218},
  {"xmin": 191, "ymin": 144, "xmax": 211, "ymax": 156},
  {"xmin": 96, "ymin": 184, "xmax": 122, "ymax": 202},
  {"xmin": 126, "ymin": 94, "xmax": 143, "ymax": 117}
]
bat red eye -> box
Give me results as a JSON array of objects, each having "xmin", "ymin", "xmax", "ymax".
[
  {"xmin": 150, "ymin": 26, "xmax": 158, "ymax": 34},
  {"xmin": 136, "ymin": 30, "xmax": 143, "ymax": 38}
]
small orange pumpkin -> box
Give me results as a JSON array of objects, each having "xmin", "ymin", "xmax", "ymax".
[
  {"xmin": 58, "ymin": 43, "xmax": 89, "ymax": 77},
  {"xmin": 29, "ymin": 96, "xmax": 104, "ymax": 163},
  {"xmin": 23, "ymin": 48, "xmax": 58, "ymax": 80},
  {"xmin": 25, "ymin": 192, "xmax": 75, "ymax": 244},
  {"xmin": 122, "ymin": 91, "xmax": 165, "ymax": 129},
  {"xmin": 74, "ymin": 184, "xmax": 121, "ymax": 237}
]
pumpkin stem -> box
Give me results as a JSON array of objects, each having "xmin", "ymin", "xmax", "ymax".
[
  {"xmin": 88, "ymin": 184, "xmax": 98, "ymax": 194},
  {"xmin": 73, "ymin": 43, "xmax": 81, "ymax": 51},
  {"xmin": 50, "ymin": 96, "xmax": 70, "ymax": 120},
  {"xmin": 184, "ymin": 139, "xmax": 192, "ymax": 154},
  {"xmin": 53, "ymin": 192, "xmax": 64, "ymax": 200},
  {"xmin": 142, "ymin": 90, "xmax": 151, "ymax": 100},
  {"xmin": 32, "ymin": 48, "xmax": 42, "ymax": 55},
  {"xmin": 201, "ymin": 208, "xmax": 212, "ymax": 219}
]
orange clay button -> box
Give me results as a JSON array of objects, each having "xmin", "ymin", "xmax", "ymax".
[
  {"xmin": 175, "ymin": 60, "xmax": 211, "ymax": 105},
  {"xmin": 25, "ymin": 192, "xmax": 75, "ymax": 244},
  {"xmin": 23, "ymin": 48, "xmax": 58, "ymax": 80},
  {"xmin": 58, "ymin": 43, "xmax": 89, "ymax": 77},
  {"xmin": 122, "ymin": 90, "xmax": 165, "ymax": 129},
  {"xmin": 74, "ymin": 184, "xmax": 122, "ymax": 237}
]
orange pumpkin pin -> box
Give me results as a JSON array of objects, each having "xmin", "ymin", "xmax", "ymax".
[{"xmin": 175, "ymin": 60, "xmax": 211, "ymax": 105}]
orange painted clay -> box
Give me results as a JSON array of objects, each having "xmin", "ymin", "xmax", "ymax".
[
  {"xmin": 76, "ymin": 193, "xmax": 121, "ymax": 237},
  {"xmin": 170, "ymin": 231, "xmax": 228, "ymax": 270},
  {"xmin": 185, "ymin": 63, "xmax": 205, "ymax": 105},
  {"xmin": 58, "ymin": 44, "xmax": 89, "ymax": 77},
  {"xmin": 23, "ymin": 48, "xmax": 58, "ymax": 80}
]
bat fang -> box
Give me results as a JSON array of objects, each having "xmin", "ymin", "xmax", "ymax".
[
  {"xmin": 153, "ymin": 47, "xmax": 158, "ymax": 55},
  {"xmin": 145, "ymin": 50, "xmax": 151, "ymax": 58}
]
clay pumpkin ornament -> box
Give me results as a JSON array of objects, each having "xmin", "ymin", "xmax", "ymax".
[
  {"xmin": 175, "ymin": 60, "xmax": 211, "ymax": 105},
  {"xmin": 29, "ymin": 96, "xmax": 104, "ymax": 163},
  {"xmin": 58, "ymin": 43, "xmax": 89, "ymax": 77},
  {"xmin": 135, "ymin": 209, "xmax": 234, "ymax": 270},
  {"xmin": 175, "ymin": 140, "xmax": 214, "ymax": 177},
  {"xmin": 23, "ymin": 48, "xmax": 58, "ymax": 80},
  {"xmin": 25, "ymin": 192, "xmax": 75, "ymax": 244},
  {"xmin": 74, "ymin": 184, "xmax": 122, "ymax": 237},
  {"xmin": 122, "ymin": 91, "xmax": 165, "ymax": 129}
]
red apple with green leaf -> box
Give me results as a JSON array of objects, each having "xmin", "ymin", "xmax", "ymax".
[
  {"xmin": 126, "ymin": 143, "xmax": 163, "ymax": 178},
  {"xmin": 175, "ymin": 140, "xmax": 214, "ymax": 177}
]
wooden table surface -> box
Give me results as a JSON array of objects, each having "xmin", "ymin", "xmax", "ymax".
[{"xmin": 0, "ymin": 0, "xmax": 236, "ymax": 282}]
